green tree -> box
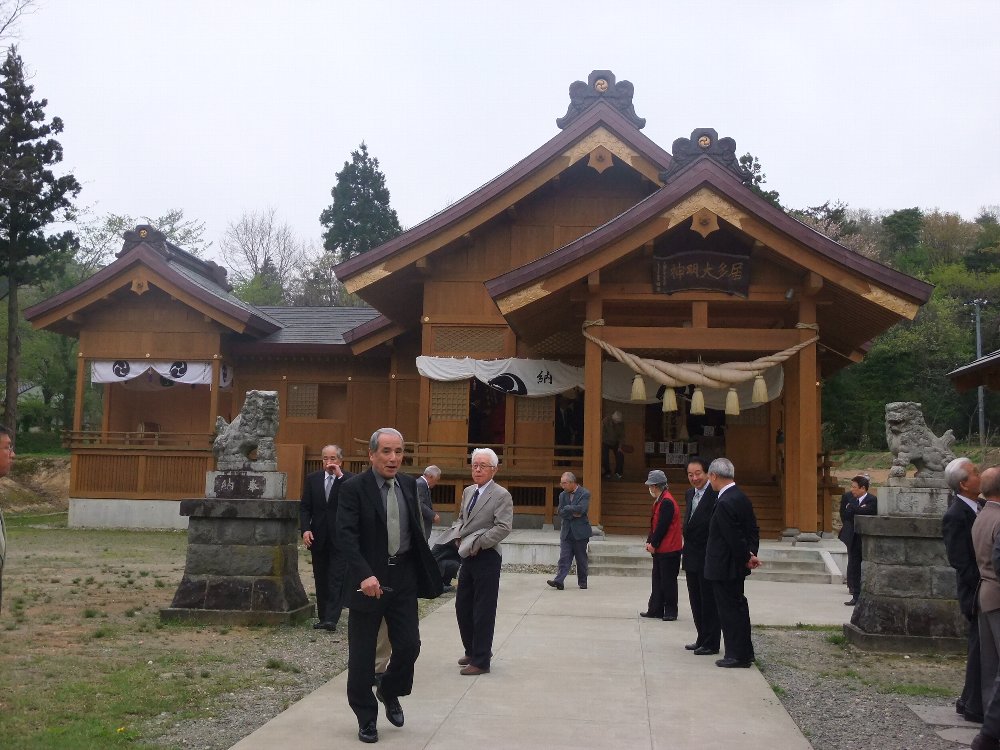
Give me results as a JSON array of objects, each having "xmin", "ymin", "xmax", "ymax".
[
  {"xmin": 0, "ymin": 46, "xmax": 81, "ymax": 429},
  {"xmin": 738, "ymin": 152, "xmax": 781, "ymax": 209},
  {"xmin": 319, "ymin": 142, "xmax": 402, "ymax": 261},
  {"xmin": 291, "ymin": 250, "xmax": 366, "ymax": 307},
  {"xmin": 231, "ymin": 257, "xmax": 285, "ymax": 306}
]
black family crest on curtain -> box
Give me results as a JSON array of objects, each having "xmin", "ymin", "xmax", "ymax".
[{"xmin": 556, "ymin": 70, "xmax": 646, "ymax": 130}]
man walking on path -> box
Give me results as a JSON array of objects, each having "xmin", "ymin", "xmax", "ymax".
[
  {"xmin": 682, "ymin": 458, "xmax": 720, "ymax": 655},
  {"xmin": 547, "ymin": 472, "xmax": 591, "ymax": 590}
]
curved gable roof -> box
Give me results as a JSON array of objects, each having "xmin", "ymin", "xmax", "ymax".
[
  {"xmin": 485, "ymin": 155, "xmax": 933, "ymax": 310},
  {"xmin": 333, "ymin": 100, "xmax": 673, "ymax": 295}
]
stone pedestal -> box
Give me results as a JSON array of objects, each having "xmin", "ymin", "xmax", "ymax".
[
  {"xmin": 844, "ymin": 481, "xmax": 965, "ymax": 653},
  {"xmin": 160, "ymin": 498, "xmax": 311, "ymax": 625}
]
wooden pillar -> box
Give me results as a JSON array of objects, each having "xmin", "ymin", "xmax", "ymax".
[
  {"xmin": 208, "ymin": 358, "xmax": 221, "ymax": 433},
  {"xmin": 583, "ymin": 272, "xmax": 603, "ymax": 525},
  {"xmin": 783, "ymin": 294, "xmax": 820, "ymax": 540},
  {"xmin": 782, "ymin": 354, "xmax": 801, "ymax": 534},
  {"xmin": 388, "ymin": 347, "xmax": 399, "ymax": 426},
  {"xmin": 73, "ymin": 353, "xmax": 86, "ymax": 432}
]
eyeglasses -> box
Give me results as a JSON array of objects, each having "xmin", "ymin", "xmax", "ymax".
[{"xmin": 471, "ymin": 463, "xmax": 495, "ymax": 471}]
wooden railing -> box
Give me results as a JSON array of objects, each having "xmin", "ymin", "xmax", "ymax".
[
  {"xmin": 64, "ymin": 430, "xmax": 215, "ymax": 500},
  {"xmin": 63, "ymin": 430, "xmax": 215, "ymax": 449}
]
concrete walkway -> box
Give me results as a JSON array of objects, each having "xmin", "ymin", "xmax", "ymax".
[{"xmin": 231, "ymin": 572, "xmax": 851, "ymax": 749}]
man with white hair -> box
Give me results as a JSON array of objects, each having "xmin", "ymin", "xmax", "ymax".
[
  {"xmin": 436, "ymin": 448, "xmax": 513, "ymax": 675},
  {"xmin": 416, "ymin": 465, "xmax": 441, "ymax": 539},
  {"xmin": 704, "ymin": 457, "xmax": 760, "ymax": 669}
]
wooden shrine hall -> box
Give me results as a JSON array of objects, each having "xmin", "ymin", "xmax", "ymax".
[{"xmin": 25, "ymin": 70, "xmax": 932, "ymax": 538}]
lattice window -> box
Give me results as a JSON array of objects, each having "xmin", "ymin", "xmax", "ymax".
[
  {"xmin": 433, "ymin": 326, "xmax": 505, "ymax": 354},
  {"xmin": 530, "ymin": 330, "xmax": 581, "ymax": 358},
  {"xmin": 517, "ymin": 396, "xmax": 554, "ymax": 423},
  {"xmin": 430, "ymin": 380, "xmax": 468, "ymax": 421},
  {"xmin": 728, "ymin": 405, "xmax": 768, "ymax": 426},
  {"xmin": 287, "ymin": 383, "xmax": 318, "ymax": 418}
]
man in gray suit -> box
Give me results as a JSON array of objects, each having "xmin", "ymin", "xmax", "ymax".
[
  {"xmin": 436, "ymin": 448, "xmax": 513, "ymax": 675},
  {"xmin": 416, "ymin": 465, "xmax": 441, "ymax": 539},
  {"xmin": 547, "ymin": 472, "xmax": 591, "ymax": 590}
]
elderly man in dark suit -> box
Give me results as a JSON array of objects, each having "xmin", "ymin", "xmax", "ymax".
[
  {"xmin": 839, "ymin": 474, "xmax": 877, "ymax": 606},
  {"xmin": 416, "ymin": 465, "xmax": 441, "ymax": 539},
  {"xmin": 704, "ymin": 457, "xmax": 760, "ymax": 669},
  {"xmin": 300, "ymin": 443, "xmax": 353, "ymax": 631},
  {"xmin": 943, "ymin": 456, "xmax": 984, "ymax": 724},
  {"xmin": 437, "ymin": 447, "xmax": 513, "ymax": 675},
  {"xmin": 682, "ymin": 457, "xmax": 720, "ymax": 655},
  {"xmin": 337, "ymin": 428, "xmax": 443, "ymax": 744},
  {"xmin": 547, "ymin": 471, "xmax": 591, "ymax": 590}
]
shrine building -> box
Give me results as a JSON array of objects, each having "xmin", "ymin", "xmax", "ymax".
[{"xmin": 25, "ymin": 70, "xmax": 932, "ymax": 538}]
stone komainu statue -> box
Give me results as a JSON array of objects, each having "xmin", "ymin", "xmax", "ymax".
[
  {"xmin": 214, "ymin": 390, "xmax": 279, "ymax": 471},
  {"xmin": 885, "ymin": 401, "xmax": 956, "ymax": 479}
]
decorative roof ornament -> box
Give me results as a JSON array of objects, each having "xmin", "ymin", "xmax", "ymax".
[
  {"xmin": 120, "ymin": 224, "xmax": 167, "ymax": 256},
  {"xmin": 659, "ymin": 127, "xmax": 752, "ymax": 182},
  {"xmin": 556, "ymin": 70, "xmax": 646, "ymax": 130}
]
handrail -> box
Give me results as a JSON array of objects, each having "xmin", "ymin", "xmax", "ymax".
[{"xmin": 63, "ymin": 430, "xmax": 215, "ymax": 449}]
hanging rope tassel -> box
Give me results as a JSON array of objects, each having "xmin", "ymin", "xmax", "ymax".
[
  {"xmin": 725, "ymin": 387, "xmax": 740, "ymax": 416},
  {"xmin": 630, "ymin": 373, "xmax": 647, "ymax": 401},
  {"xmin": 662, "ymin": 387, "xmax": 677, "ymax": 413},
  {"xmin": 690, "ymin": 387, "xmax": 706, "ymax": 415},
  {"xmin": 752, "ymin": 374, "xmax": 768, "ymax": 404}
]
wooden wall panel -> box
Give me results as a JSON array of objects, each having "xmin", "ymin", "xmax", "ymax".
[
  {"xmin": 510, "ymin": 225, "xmax": 556, "ymax": 268},
  {"xmin": 395, "ymin": 378, "xmax": 420, "ymax": 445},
  {"xmin": 725, "ymin": 425, "xmax": 771, "ymax": 481},
  {"xmin": 348, "ymin": 381, "xmax": 391, "ymax": 459},
  {"xmin": 424, "ymin": 281, "xmax": 505, "ymax": 320},
  {"xmin": 107, "ymin": 384, "xmax": 211, "ymax": 433}
]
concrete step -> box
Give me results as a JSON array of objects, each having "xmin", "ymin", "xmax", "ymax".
[{"xmin": 589, "ymin": 564, "xmax": 653, "ymax": 577}]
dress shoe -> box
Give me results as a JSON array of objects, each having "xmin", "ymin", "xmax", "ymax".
[
  {"xmin": 460, "ymin": 664, "xmax": 490, "ymax": 675},
  {"xmin": 844, "ymin": 598, "xmax": 858, "ymax": 606},
  {"xmin": 693, "ymin": 646, "xmax": 720, "ymax": 656},
  {"xmin": 966, "ymin": 711, "xmax": 985, "ymax": 724},
  {"xmin": 547, "ymin": 579, "xmax": 564, "ymax": 590},
  {"xmin": 579, "ymin": 583, "xmax": 587, "ymax": 589},
  {"xmin": 972, "ymin": 732, "xmax": 1000, "ymax": 750},
  {"xmin": 957, "ymin": 699, "xmax": 967, "ymax": 715},
  {"xmin": 715, "ymin": 657, "xmax": 752, "ymax": 668},
  {"xmin": 318, "ymin": 621, "xmax": 338, "ymax": 631},
  {"xmin": 375, "ymin": 687, "xmax": 404, "ymax": 727},
  {"xmin": 685, "ymin": 643, "xmax": 699, "ymax": 651},
  {"xmin": 639, "ymin": 611, "xmax": 661, "ymax": 618},
  {"xmin": 357, "ymin": 720, "xmax": 378, "ymax": 743},
  {"xmin": 662, "ymin": 615, "xmax": 677, "ymax": 621},
  {"xmin": 312, "ymin": 620, "xmax": 327, "ymax": 629}
]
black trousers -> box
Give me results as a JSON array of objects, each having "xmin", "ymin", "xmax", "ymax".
[
  {"xmin": 554, "ymin": 537, "xmax": 588, "ymax": 586},
  {"xmin": 455, "ymin": 547, "xmax": 501, "ymax": 670},
  {"xmin": 311, "ymin": 544, "xmax": 347, "ymax": 625},
  {"xmin": 685, "ymin": 568, "xmax": 720, "ymax": 650},
  {"xmin": 346, "ymin": 556, "xmax": 420, "ymax": 727},
  {"xmin": 962, "ymin": 613, "xmax": 983, "ymax": 716},
  {"xmin": 601, "ymin": 443, "xmax": 624, "ymax": 476},
  {"xmin": 647, "ymin": 553, "xmax": 680, "ymax": 618},
  {"xmin": 712, "ymin": 575, "xmax": 754, "ymax": 663},
  {"xmin": 846, "ymin": 536, "xmax": 862, "ymax": 596}
]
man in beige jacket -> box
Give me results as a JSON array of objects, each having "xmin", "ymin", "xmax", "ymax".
[
  {"xmin": 436, "ymin": 448, "xmax": 513, "ymax": 675},
  {"xmin": 971, "ymin": 466, "xmax": 1000, "ymax": 750}
]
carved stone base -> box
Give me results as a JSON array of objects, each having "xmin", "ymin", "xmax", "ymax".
[
  {"xmin": 845, "ymin": 514, "xmax": 965, "ymax": 651},
  {"xmin": 160, "ymin": 498, "xmax": 310, "ymax": 626},
  {"xmin": 881, "ymin": 480, "xmax": 951, "ymax": 516},
  {"xmin": 205, "ymin": 470, "xmax": 287, "ymax": 500}
]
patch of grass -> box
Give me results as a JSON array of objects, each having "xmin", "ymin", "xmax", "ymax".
[
  {"xmin": 772, "ymin": 684, "xmax": 787, "ymax": 697},
  {"xmin": 880, "ymin": 682, "xmax": 953, "ymax": 698},
  {"xmin": 82, "ymin": 609, "xmax": 99, "ymax": 619},
  {"xmin": 3, "ymin": 511, "xmax": 68, "ymax": 529},
  {"xmin": 825, "ymin": 633, "xmax": 848, "ymax": 647},
  {"xmin": 264, "ymin": 658, "xmax": 301, "ymax": 674}
]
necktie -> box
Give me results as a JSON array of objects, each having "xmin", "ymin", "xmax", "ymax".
[
  {"xmin": 325, "ymin": 474, "xmax": 334, "ymax": 502},
  {"xmin": 467, "ymin": 488, "xmax": 480, "ymax": 516},
  {"xmin": 386, "ymin": 478, "xmax": 400, "ymax": 556},
  {"xmin": 691, "ymin": 490, "xmax": 701, "ymax": 514}
]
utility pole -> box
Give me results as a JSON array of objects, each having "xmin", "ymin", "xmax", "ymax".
[{"xmin": 973, "ymin": 298, "xmax": 988, "ymax": 450}]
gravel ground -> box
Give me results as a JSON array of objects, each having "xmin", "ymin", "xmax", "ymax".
[{"xmin": 146, "ymin": 571, "xmax": 970, "ymax": 750}]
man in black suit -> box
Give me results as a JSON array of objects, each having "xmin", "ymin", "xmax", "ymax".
[
  {"xmin": 682, "ymin": 457, "xmax": 720, "ymax": 655},
  {"xmin": 299, "ymin": 444, "xmax": 352, "ymax": 631},
  {"xmin": 943, "ymin": 456, "xmax": 984, "ymax": 723},
  {"xmin": 704, "ymin": 457, "xmax": 760, "ymax": 669},
  {"xmin": 839, "ymin": 475, "xmax": 877, "ymax": 606},
  {"xmin": 337, "ymin": 428, "xmax": 443, "ymax": 744}
]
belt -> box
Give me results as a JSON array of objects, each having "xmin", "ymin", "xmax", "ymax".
[{"xmin": 388, "ymin": 551, "xmax": 412, "ymax": 566}]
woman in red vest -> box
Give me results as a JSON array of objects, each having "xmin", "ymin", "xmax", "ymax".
[{"xmin": 639, "ymin": 470, "xmax": 683, "ymax": 621}]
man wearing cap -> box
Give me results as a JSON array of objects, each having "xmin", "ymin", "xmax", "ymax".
[
  {"xmin": 639, "ymin": 470, "xmax": 682, "ymax": 621},
  {"xmin": 601, "ymin": 410, "xmax": 625, "ymax": 479}
]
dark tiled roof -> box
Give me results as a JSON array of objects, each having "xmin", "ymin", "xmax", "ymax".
[
  {"xmin": 168, "ymin": 260, "xmax": 284, "ymax": 328},
  {"xmin": 253, "ymin": 307, "xmax": 381, "ymax": 345}
]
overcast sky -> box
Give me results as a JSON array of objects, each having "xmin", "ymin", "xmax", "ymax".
[{"xmin": 15, "ymin": 0, "xmax": 1000, "ymax": 260}]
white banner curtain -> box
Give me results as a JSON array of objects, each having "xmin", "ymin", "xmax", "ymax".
[
  {"xmin": 416, "ymin": 356, "xmax": 783, "ymax": 408},
  {"xmin": 90, "ymin": 360, "xmax": 233, "ymax": 388}
]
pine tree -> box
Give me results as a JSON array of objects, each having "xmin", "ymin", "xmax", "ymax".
[
  {"xmin": 0, "ymin": 46, "xmax": 81, "ymax": 429},
  {"xmin": 319, "ymin": 142, "xmax": 401, "ymax": 261}
]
